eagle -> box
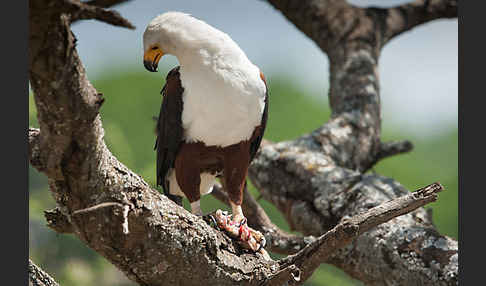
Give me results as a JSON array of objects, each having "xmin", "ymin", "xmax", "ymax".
[{"xmin": 142, "ymin": 12, "xmax": 268, "ymax": 251}]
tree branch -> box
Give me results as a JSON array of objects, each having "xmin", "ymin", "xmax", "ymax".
[
  {"xmin": 265, "ymin": 0, "xmax": 365, "ymax": 54},
  {"xmin": 44, "ymin": 207, "xmax": 74, "ymax": 234},
  {"xmin": 277, "ymin": 183, "xmax": 445, "ymax": 284},
  {"xmin": 65, "ymin": 0, "xmax": 135, "ymax": 29},
  {"xmin": 382, "ymin": 0, "xmax": 458, "ymax": 44},
  {"xmin": 29, "ymin": 259, "xmax": 60, "ymax": 286},
  {"xmin": 250, "ymin": 141, "xmax": 458, "ymax": 285},
  {"xmin": 83, "ymin": 0, "xmax": 130, "ymax": 8},
  {"xmin": 366, "ymin": 139, "xmax": 414, "ymax": 170},
  {"xmin": 377, "ymin": 140, "xmax": 414, "ymax": 160}
]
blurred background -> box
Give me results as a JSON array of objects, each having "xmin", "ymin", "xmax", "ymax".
[{"xmin": 29, "ymin": 0, "xmax": 457, "ymax": 285}]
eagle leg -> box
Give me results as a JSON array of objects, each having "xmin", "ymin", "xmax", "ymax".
[
  {"xmin": 217, "ymin": 171, "xmax": 266, "ymax": 252},
  {"xmin": 190, "ymin": 200, "xmax": 203, "ymax": 216}
]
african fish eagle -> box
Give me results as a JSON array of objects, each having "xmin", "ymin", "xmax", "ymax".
[{"xmin": 142, "ymin": 12, "xmax": 268, "ymax": 251}]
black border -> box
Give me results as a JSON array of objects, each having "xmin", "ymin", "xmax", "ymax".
[
  {"xmin": 459, "ymin": 0, "xmax": 480, "ymax": 284},
  {"xmin": 3, "ymin": 0, "xmax": 28, "ymax": 285}
]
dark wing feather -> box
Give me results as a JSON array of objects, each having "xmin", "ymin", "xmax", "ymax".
[
  {"xmin": 249, "ymin": 73, "xmax": 269, "ymax": 162},
  {"xmin": 155, "ymin": 66, "xmax": 184, "ymax": 194}
]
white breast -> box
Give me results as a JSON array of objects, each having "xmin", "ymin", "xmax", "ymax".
[{"xmin": 179, "ymin": 59, "xmax": 266, "ymax": 147}]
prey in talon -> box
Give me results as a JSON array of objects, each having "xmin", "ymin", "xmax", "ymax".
[
  {"xmin": 209, "ymin": 209, "xmax": 267, "ymax": 253},
  {"xmin": 143, "ymin": 12, "xmax": 268, "ymax": 253}
]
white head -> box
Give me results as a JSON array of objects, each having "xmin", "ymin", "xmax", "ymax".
[{"xmin": 143, "ymin": 12, "xmax": 237, "ymax": 72}]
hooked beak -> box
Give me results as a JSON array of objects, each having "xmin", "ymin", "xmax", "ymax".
[{"xmin": 143, "ymin": 47, "xmax": 163, "ymax": 72}]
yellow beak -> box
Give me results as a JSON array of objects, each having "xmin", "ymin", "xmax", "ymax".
[{"xmin": 143, "ymin": 48, "xmax": 163, "ymax": 72}]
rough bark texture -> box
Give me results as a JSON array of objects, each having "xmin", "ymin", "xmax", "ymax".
[
  {"xmin": 29, "ymin": 259, "xmax": 60, "ymax": 286},
  {"xmin": 277, "ymin": 183, "xmax": 447, "ymax": 284},
  {"xmin": 28, "ymin": 0, "xmax": 458, "ymax": 285}
]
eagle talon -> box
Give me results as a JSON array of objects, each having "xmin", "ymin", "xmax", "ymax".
[
  {"xmin": 203, "ymin": 214, "xmax": 221, "ymax": 230},
  {"xmin": 238, "ymin": 217, "xmax": 247, "ymax": 228},
  {"xmin": 256, "ymin": 236, "xmax": 266, "ymax": 252}
]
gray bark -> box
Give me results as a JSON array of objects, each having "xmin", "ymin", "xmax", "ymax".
[
  {"xmin": 28, "ymin": 0, "xmax": 458, "ymax": 285},
  {"xmin": 29, "ymin": 259, "xmax": 60, "ymax": 286}
]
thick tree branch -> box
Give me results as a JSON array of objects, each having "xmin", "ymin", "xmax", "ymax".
[
  {"xmin": 266, "ymin": 1, "xmax": 384, "ymax": 171},
  {"xmin": 66, "ymin": 0, "xmax": 135, "ymax": 28},
  {"xmin": 277, "ymin": 183, "xmax": 444, "ymax": 284},
  {"xmin": 265, "ymin": 0, "xmax": 368, "ymax": 54},
  {"xmin": 250, "ymin": 140, "xmax": 458, "ymax": 285},
  {"xmin": 382, "ymin": 0, "xmax": 458, "ymax": 44},
  {"xmin": 29, "ymin": 259, "xmax": 60, "ymax": 286}
]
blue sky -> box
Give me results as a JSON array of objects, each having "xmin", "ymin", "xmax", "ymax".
[{"xmin": 72, "ymin": 0, "xmax": 458, "ymax": 137}]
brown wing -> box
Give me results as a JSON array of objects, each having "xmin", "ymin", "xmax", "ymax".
[
  {"xmin": 249, "ymin": 71, "xmax": 269, "ymax": 162},
  {"xmin": 155, "ymin": 66, "xmax": 184, "ymax": 194}
]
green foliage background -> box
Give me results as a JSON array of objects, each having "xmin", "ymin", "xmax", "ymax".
[{"xmin": 29, "ymin": 67, "xmax": 457, "ymax": 285}]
